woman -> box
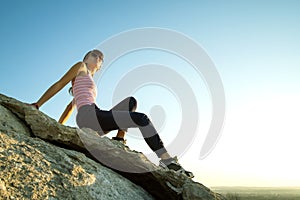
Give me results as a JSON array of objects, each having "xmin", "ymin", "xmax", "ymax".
[{"xmin": 31, "ymin": 49, "xmax": 193, "ymax": 178}]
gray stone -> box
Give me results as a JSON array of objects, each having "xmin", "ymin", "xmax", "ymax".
[
  {"xmin": 0, "ymin": 93, "xmax": 226, "ymax": 200},
  {"xmin": 0, "ymin": 131, "xmax": 153, "ymax": 200},
  {"xmin": 0, "ymin": 104, "xmax": 31, "ymax": 137}
]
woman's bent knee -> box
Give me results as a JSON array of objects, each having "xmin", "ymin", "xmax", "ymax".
[{"xmin": 129, "ymin": 96, "xmax": 137, "ymax": 111}]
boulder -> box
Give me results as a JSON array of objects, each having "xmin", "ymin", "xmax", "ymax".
[{"xmin": 0, "ymin": 93, "xmax": 226, "ymax": 200}]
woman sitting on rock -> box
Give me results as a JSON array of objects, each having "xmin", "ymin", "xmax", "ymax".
[{"xmin": 31, "ymin": 49, "xmax": 194, "ymax": 178}]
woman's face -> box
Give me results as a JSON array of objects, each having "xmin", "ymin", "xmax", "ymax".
[{"xmin": 86, "ymin": 52, "xmax": 103, "ymax": 72}]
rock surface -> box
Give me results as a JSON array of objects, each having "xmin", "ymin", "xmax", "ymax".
[{"xmin": 0, "ymin": 93, "xmax": 226, "ymax": 200}]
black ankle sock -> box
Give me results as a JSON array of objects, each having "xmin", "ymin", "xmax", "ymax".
[{"xmin": 112, "ymin": 137, "xmax": 125, "ymax": 141}]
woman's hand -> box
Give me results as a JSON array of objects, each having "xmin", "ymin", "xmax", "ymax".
[{"xmin": 31, "ymin": 103, "xmax": 39, "ymax": 109}]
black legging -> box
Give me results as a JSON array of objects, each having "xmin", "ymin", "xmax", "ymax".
[{"xmin": 76, "ymin": 97, "xmax": 167, "ymax": 157}]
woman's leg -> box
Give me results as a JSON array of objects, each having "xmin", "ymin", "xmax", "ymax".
[
  {"xmin": 110, "ymin": 96, "xmax": 137, "ymax": 112},
  {"xmin": 77, "ymin": 103, "xmax": 193, "ymax": 177},
  {"xmin": 95, "ymin": 107, "xmax": 168, "ymax": 158},
  {"xmin": 110, "ymin": 97, "xmax": 137, "ymax": 139}
]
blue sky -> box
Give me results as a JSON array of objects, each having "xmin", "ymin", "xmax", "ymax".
[{"xmin": 1, "ymin": 1, "xmax": 300, "ymax": 187}]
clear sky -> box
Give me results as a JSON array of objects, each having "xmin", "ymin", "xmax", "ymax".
[{"xmin": 1, "ymin": 0, "xmax": 300, "ymax": 187}]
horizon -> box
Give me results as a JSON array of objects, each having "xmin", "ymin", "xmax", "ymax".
[{"xmin": 1, "ymin": 1, "xmax": 300, "ymax": 188}]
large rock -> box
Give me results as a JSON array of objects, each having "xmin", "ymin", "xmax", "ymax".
[
  {"xmin": 0, "ymin": 93, "xmax": 226, "ymax": 200},
  {"xmin": 0, "ymin": 131, "xmax": 153, "ymax": 200}
]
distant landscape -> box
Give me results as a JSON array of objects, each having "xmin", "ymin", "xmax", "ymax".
[{"xmin": 212, "ymin": 187, "xmax": 300, "ymax": 200}]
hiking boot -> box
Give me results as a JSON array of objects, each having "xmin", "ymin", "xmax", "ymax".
[
  {"xmin": 112, "ymin": 136, "xmax": 127, "ymax": 144},
  {"xmin": 159, "ymin": 156, "xmax": 194, "ymax": 178}
]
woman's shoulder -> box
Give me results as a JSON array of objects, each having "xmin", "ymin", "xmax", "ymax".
[
  {"xmin": 71, "ymin": 61, "xmax": 88, "ymax": 76},
  {"xmin": 73, "ymin": 61, "xmax": 86, "ymax": 68},
  {"xmin": 70, "ymin": 61, "xmax": 87, "ymax": 71}
]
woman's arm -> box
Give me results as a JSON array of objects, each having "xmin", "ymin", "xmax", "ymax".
[
  {"xmin": 32, "ymin": 62, "xmax": 85, "ymax": 108},
  {"xmin": 58, "ymin": 100, "xmax": 74, "ymax": 124}
]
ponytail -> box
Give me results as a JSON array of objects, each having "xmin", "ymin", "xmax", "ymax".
[{"xmin": 68, "ymin": 87, "xmax": 73, "ymax": 96}]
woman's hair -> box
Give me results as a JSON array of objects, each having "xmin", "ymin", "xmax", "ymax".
[
  {"xmin": 83, "ymin": 49, "xmax": 104, "ymax": 61},
  {"xmin": 68, "ymin": 87, "xmax": 73, "ymax": 96}
]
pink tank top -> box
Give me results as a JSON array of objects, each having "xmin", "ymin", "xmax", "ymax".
[{"xmin": 73, "ymin": 72, "xmax": 97, "ymax": 110}]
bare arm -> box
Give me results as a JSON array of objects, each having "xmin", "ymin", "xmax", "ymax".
[
  {"xmin": 33, "ymin": 62, "xmax": 85, "ymax": 108},
  {"xmin": 58, "ymin": 100, "xmax": 74, "ymax": 124}
]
